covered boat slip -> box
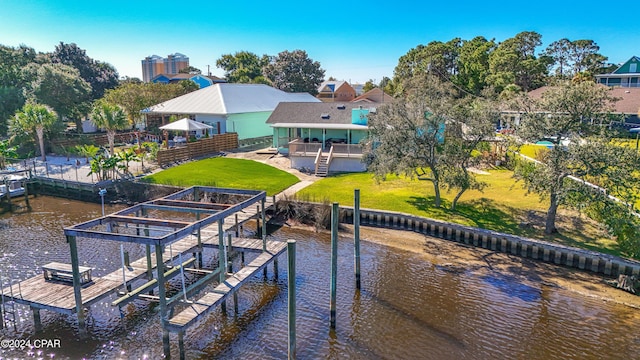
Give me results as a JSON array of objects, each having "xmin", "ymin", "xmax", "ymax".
[{"xmin": 0, "ymin": 186, "xmax": 279, "ymax": 331}]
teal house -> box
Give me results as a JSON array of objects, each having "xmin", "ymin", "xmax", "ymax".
[
  {"xmin": 267, "ymin": 102, "xmax": 374, "ymax": 175},
  {"xmin": 151, "ymin": 73, "xmax": 226, "ymax": 88},
  {"xmin": 143, "ymin": 83, "xmax": 320, "ymax": 141},
  {"xmin": 596, "ymin": 56, "xmax": 640, "ymax": 87}
]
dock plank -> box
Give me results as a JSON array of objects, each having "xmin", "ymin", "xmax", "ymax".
[{"xmin": 167, "ymin": 241, "xmax": 287, "ymax": 331}]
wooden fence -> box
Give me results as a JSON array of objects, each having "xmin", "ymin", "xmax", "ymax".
[
  {"xmin": 156, "ymin": 133, "xmax": 239, "ymax": 167},
  {"xmin": 51, "ymin": 131, "xmax": 144, "ymax": 148}
]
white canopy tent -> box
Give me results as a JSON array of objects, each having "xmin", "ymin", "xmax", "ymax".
[
  {"xmin": 159, "ymin": 118, "xmax": 213, "ymax": 132},
  {"xmin": 159, "ymin": 118, "xmax": 214, "ymax": 147}
]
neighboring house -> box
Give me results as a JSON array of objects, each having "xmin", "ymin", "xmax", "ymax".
[
  {"xmin": 142, "ymin": 83, "xmax": 320, "ymax": 141},
  {"xmin": 317, "ymin": 81, "xmax": 356, "ymax": 102},
  {"xmin": 596, "ymin": 56, "xmax": 640, "ymax": 88},
  {"xmin": 151, "ymin": 73, "xmax": 226, "ymax": 88},
  {"xmin": 266, "ymin": 102, "xmax": 374, "ymax": 175},
  {"xmin": 352, "ymin": 88, "xmax": 394, "ymax": 104},
  {"xmin": 500, "ymin": 85, "xmax": 640, "ymax": 129}
]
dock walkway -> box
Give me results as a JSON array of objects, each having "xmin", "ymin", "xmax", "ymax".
[
  {"xmin": 0, "ymin": 197, "xmax": 274, "ymax": 314},
  {"xmin": 167, "ymin": 240, "xmax": 287, "ymax": 332}
]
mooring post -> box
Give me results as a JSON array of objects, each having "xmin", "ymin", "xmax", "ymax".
[
  {"xmin": 218, "ymin": 219, "xmax": 227, "ymax": 314},
  {"xmin": 288, "ymin": 240, "xmax": 296, "ymax": 360},
  {"xmin": 32, "ymin": 306, "xmax": 42, "ymax": 332},
  {"xmin": 178, "ymin": 331, "xmax": 186, "ymax": 360},
  {"xmin": 67, "ymin": 235, "xmax": 86, "ymax": 334},
  {"xmin": 4, "ymin": 179, "xmax": 12, "ymax": 210},
  {"xmin": 234, "ymin": 213, "xmax": 239, "ymax": 237},
  {"xmin": 24, "ymin": 180, "xmax": 30, "ymax": 209},
  {"xmin": 196, "ymin": 212, "xmax": 202, "ymax": 269},
  {"xmin": 330, "ymin": 203, "xmax": 338, "ymax": 330},
  {"xmin": 227, "ymin": 233, "xmax": 233, "ymax": 273},
  {"xmin": 273, "ymin": 195, "xmax": 277, "ymax": 214},
  {"xmin": 354, "ymin": 189, "xmax": 361, "ymax": 290},
  {"xmin": 256, "ymin": 205, "xmax": 261, "ymax": 237},
  {"xmin": 261, "ymin": 197, "xmax": 267, "ymax": 250},
  {"xmin": 155, "ymin": 243, "xmax": 171, "ymax": 359}
]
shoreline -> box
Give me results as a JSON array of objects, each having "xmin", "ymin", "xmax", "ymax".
[{"xmin": 287, "ymin": 222, "xmax": 640, "ymax": 310}]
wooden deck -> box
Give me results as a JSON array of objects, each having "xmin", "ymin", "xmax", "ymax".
[
  {"xmin": 0, "ymin": 199, "xmax": 274, "ymax": 314},
  {"xmin": 167, "ymin": 241, "xmax": 288, "ymax": 332}
]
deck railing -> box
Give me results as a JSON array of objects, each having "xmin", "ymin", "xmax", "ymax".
[
  {"xmin": 329, "ymin": 143, "xmax": 363, "ymax": 158},
  {"xmin": 289, "ymin": 142, "xmax": 322, "ymax": 156}
]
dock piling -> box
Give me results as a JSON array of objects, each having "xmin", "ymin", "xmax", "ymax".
[
  {"xmin": 330, "ymin": 203, "xmax": 338, "ymax": 330},
  {"xmin": 32, "ymin": 306, "xmax": 42, "ymax": 332},
  {"xmin": 66, "ymin": 235, "xmax": 86, "ymax": 334},
  {"xmin": 288, "ymin": 240, "xmax": 296, "ymax": 360},
  {"xmin": 218, "ymin": 220, "xmax": 227, "ymax": 314},
  {"xmin": 178, "ymin": 331, "xmax": 185, "ymax": 360},
  {"xmin": 155, "ymin": 243, "xmax": 171, "ymax": 358},
  {"xmin": 354, "ymin": 189, "xmax": 361, "ymax": 290}
]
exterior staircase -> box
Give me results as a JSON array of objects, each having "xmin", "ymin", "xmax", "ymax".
[{"xmin": 315, "ymin": 154, "xmax": 329, "ymax": 177}]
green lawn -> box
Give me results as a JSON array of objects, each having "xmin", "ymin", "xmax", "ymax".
[
  {"xmin": 143, "ymin": 157, "xmax": 299, "ymax": 196},
  {"xmin": 519, "ymin": 144, "xmax": 548, "ymax": 159},
  {"xmin": 297, "ymin": 170, "xmax": 621, "ymax": 257}
]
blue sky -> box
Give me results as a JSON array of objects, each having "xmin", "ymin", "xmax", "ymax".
[{"xmin": 1, "ymin": 1, "xmax": 635, "ymax": 84}]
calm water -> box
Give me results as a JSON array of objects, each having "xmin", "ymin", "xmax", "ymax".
[{"xmin": 0, "ymin": 196, "xmax": 639, "ymax": 359}]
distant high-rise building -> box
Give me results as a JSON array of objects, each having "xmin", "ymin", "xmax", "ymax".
[{"xmin": 141, "ymin": 53, "xmax": 189, "ymax": 82}]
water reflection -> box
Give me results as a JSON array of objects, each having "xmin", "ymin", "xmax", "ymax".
[{"xmin": 0, "ymin": 197, "xmax": 639, "ymax": 359}]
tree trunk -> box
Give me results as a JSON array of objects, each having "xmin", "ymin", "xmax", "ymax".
[
  {"xmin": 36, "ymin": 126, "xmax": 46, "ymax": 161},
  {"xmin": 433, "ymin": 179, "xmax": 441, "ymax": 208},
  {"xmin": 107, "ymin": 131, "xmax": 115, "ymax": 156},
  {"xmin": 545, "ymin": 193, "xmax": 559, "ymax": 234},
  {"xmin": 451, "ymin": 188, "xmax": 466, "ymax": 211}
]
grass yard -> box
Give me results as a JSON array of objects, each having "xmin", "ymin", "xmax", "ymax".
[
  {"xmin": 297, "ymin": 170, "xmax": 621, "ymax": 257},
  {"xmin": 142, "ymin": 157, "xmax": 299, "ymax": 196}
]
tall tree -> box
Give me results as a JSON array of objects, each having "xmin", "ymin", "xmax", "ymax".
[
  {"xmin": 570, "ymin": 39, "xmax": 607, "ymax": 74},
  {"xmin": 25, "ymin": 62, "xmax": 92, "ymax": 129},
  {"xmin": 51, "ymin": 42, "xmax": 119, "ymax": 100},
  {"xmin": 394, "ymin": 39, "xmax": 461, "ymax": 85},
  {"xmin": 362, "ymin": 75, "xmax": 456, "ymax": 207},
  {"xmin": 514, "ymin": 81, "xmax": 625, "ymax": 234},
  {"xmin": 262, "ymin": 50, "xmax": 325, "ymax": 95},
  {"xmin": 91, "ymin": 101, "xmax": 129, "ymax": 155},
  {"xmin": 543, "ymin": 38, "xmax": 573, "ymax": 78},
  {"xmin": 103, "ymin": 81, "xmax": 197, "ymax": 127},
  {"xmin": 216, "ymin": 51, "xmax": 269, "ymax": 83},
  {"xmin": 0, "ymin": 44, "xmax": 37, "ymax": 135},
  {"xmin": 11, "ymin": 103, "xmax": 57, "ymax": 161},
  {"xmin": 487, "ymin": 31, "xmax": 550, "ymax": 93},
  {"xmin": 362, "ymin": 79, "xmax": 377, "ymax": 93},
  {"xmin": 454, "ymin": 36, "xmax": 495, "ymax": 95}
]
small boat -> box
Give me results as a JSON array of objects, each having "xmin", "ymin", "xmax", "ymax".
[{"xmin": 0, "ymin": 175, "xmax": 26, "ymax": 199}]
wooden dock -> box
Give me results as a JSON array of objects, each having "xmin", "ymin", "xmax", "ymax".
[{"xmin": 0, "ymin": 190, "xmax": 273, "ymax": 315}]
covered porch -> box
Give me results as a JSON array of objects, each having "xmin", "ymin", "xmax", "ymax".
[{"xmin": 271, "ymin": 124, "xmax": 367, "ymax": 176}]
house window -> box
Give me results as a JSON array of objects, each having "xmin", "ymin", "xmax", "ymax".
[{"xmin": 631, "ymin": 63, "xmax": 637, "ymax": 73}]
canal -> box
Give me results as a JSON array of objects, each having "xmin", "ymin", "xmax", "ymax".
[{"xmin": 0, "ymin": 196, "xmax": 639, "ymax": 359}]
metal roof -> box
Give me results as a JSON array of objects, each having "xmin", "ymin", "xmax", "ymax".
[{"xmin": 142, "ymin": 83, "xmax": 320, "ymax": 115}]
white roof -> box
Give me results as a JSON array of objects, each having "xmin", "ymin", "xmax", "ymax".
[
  {"xmin": 269, "ymin": 123, "xmax": 368, "ymax": 130},
  {"xmin": 143, "ymin": 83, "xmax": 320, "ymax": 115}
]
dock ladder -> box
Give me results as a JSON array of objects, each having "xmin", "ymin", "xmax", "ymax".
[{"xmin": 0, "ymin": 267, "xmax": 22, "ymax": 331}]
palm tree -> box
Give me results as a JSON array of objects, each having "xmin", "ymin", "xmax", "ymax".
[
  {"xmin": 12, "ymin": 103, "xmax": 57, "ymax": 161},
  {"xmin": 0, "ymin": 140, "xmax": 18, "ymax": 169},
  {"xmin": 91, "ymin": 101, "xmax": 129, "ymax": 155}
]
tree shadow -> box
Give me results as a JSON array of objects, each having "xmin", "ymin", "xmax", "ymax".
[{"xmin": 406, "ymin": 196, "xmax": 523, "ymax": 234}]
